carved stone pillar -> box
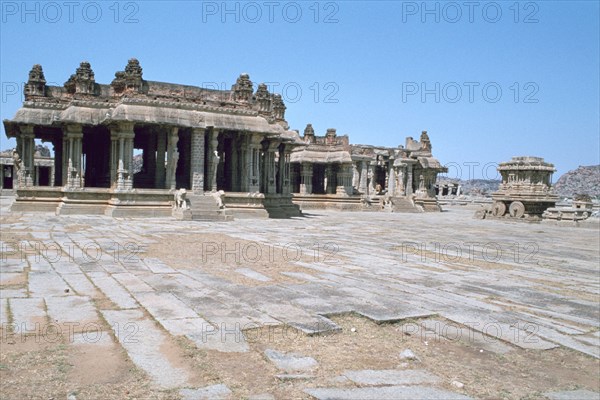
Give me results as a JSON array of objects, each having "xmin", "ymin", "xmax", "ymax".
[
  {"xmin": 110, "ymin": 122, "xmax": 134, "ymax": 190},
  {"xmin": 267, "ymin": 143, "xmax": 278, "ymax": 194},
  {"xmin": 406, "ymin": 163, "xmax": 414, "ymax": 196},
  {"xmin": 300, "ymin": 163, "xmax": 313, "ymax": 195},
  {"xmin": 190, "ymin": 128, "xmax": 205, "ymax": 194},
  {"xmin": 155, "ymin": 129, "xmax": 166, "ymax": 189},
  {"xmin": 231, "ymin": 138, "xmax": 240, "ymax": 191},
  {"xmin": 165, "ymin": 127, "xmax": 180, "ymax": 190},
  {"xmin": 352, "ymin": 162, "xmax": 359, "ymax": 192},
  {"xmin": 17, "ymin": 126, "xmax": 35, "ymax": 188},
  {"xmin": 283, "ymin": 150, "xmax": 292, "ymax": 195},
  {"xmin": 209, "ymin": 129, "xmax": 219, "ymax": 192},
  {"xmin": 336, "ymin": 164, "xmax": 349, "ymax": 196},
  {"xmin": 359, "ymin": 160, "xmax": 368, "ymax": 194},
  {"xmin": 396, "ymin": 166, "xmax": 405, "ymax": 196},
  {"xmin": 63, "ymin": 124, "xmax": 84, "ymax": 189},
  {"xmin": 50, "ymin": 162, "xmax": 55, "ymax": 187},
  {"xmin": 248, "ymin": 135, "xmax": 262, "ymax": 192},
  {"xmin": 368, "ymin": 162, "xmax": 376, "ymax": 195},
  {"xmin": 261, "ymin": 139, "xmax": 277, "ymax": 194},
  {"xmin": 238, "ymin": 135, "xmax": 249, "ymax": 192},
  {"xmin": 388, "ymin": 164, "xmax": 396, "ymax": 196}
]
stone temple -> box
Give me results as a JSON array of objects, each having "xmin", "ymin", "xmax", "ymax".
[{"xmin": 3, "ymin": 59, "xmax": 446, "ymax": 218}]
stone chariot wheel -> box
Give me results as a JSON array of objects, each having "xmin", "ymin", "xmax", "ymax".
[
  {"xmin": 509, "ymin": 201, "xmax": 525, "ymax": 218},
  {"xmin": 491, "ymin": 201, "xmax": 507, "ymax": 217}
]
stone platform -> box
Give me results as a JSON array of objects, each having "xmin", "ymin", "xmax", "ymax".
[{"xmin": 1, "ymin": 196, "xmax": 598, "ymax": 398}]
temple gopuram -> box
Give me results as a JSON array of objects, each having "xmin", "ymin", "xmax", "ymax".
[{"xmin": 3, "ymin": 59, "xmax": 447, "ymax": 218}]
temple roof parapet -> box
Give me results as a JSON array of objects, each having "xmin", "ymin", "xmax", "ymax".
[{"xmin": 7, "ymin": 59, "xmax": 291, "ymax": 136}]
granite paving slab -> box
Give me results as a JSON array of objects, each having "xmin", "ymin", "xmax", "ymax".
[
  {"xmin": 101, "ymin": 309, "xmax": 189, "ymax": 389},
  {"xmin": 544, "ymin": 390, "xmax": 600, "ymax": 400},
  {"xmin": 264, "ymin": 349, "xmax": 318, "ymax": 372},
  {"xmin": 342, "ymin": 369, "xmax": 441, "ymax": 385},
  {"xmin": 179, "ymin": 384, "xmax": 232, "ymax": 400},
  {"xmin": 87, "ymin": 272, "xmax": 138, "ymax": 309},
  {"xmin": 304, "ymin": 385, "xmax": 473, "ymax": 399}
]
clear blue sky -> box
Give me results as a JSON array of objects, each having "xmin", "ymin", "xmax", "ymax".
[{"xmin": 1, "ymin": 0, "xmax": 598, "ymax": 180}]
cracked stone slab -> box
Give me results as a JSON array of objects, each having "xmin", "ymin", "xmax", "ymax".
[
  {"xmin": 10, "ymin": 297, "xmax": 47, "ymax": 328},
  {"xmin": 133, "ymin": 291, "xmax": 199, "ymax": 320},
  {"xmin": 179, "ymin": 384, "xmax": 232, "ymax": 400},
  {"xmin": 0, "ymin": 288, "xmax": 27, "ymax": 298},
  {"xmin": 235, "ymin": 268, "xmax": 271, "ymax": 282},
  {"xmin": 112, "ymin": 272, "xmax": 154, "ymax": 293},
  {"xmin": 264, "ymin": 349, "xmax": 318, "ymax": 372},
  {"xmin": 343, "ymin": 369, "xmax": 440, "ymax": 386},
  {"xmin": 45, "ymin": 296, "xmax": 99, "ymax": 329},
  {"xmin": 544, "ymin": 390, "xmax": 600, "ymax": 400},
  {"xmin": 0, "ymin": 272, "xmax": 25, "ymax": 285},
  {"xmin": 88, "ymin": 272, "xmax": 138, "ymax": 309},
  {"xmin": 143, "ymin": 257, "xmax": 176, "ymax": 274},
  {"xmin": 159, "ymin": 316, "xmax": 248, "ymax": 352},
  {"xmin": 419, "ymin": 318, "xmax": 514, "ymax": 354},
  {"xmin": 59, "ymin": 273, "xmax": 100, "ymax": 298},
  {"xmin": 304, "ymin": 385, "xmax": 473, "ymax": 400},
  {"xmin": 442, "ymin": 311, "xmax": 559, "ymax": 351},
  {"xmin": 28, "ymin": 270, "xmax": 71, "ymax": 297},
  {"xmin": 101, "ymin": 309, "xmax": 189, "ymax": 389}
]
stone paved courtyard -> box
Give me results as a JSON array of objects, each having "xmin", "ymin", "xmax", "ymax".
[{"xmin": 1, "ymin": 195, "xmax": 599, "ymax": 399}]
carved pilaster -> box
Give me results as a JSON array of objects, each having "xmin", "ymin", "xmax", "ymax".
[
  {"xmin": 359, "ymin": 160, "xmax": 368, "ymax": 194},
  {"xmin": 166, "ymin": 127, "xmax": 180, "ymax": 190},
  {"xmin": 300, "ymin": 163, "xmax": 313, "ymax": 195},
  {"xmin": 17, "ymin": 126, "xmax": 35, "ymax": 188},
  {"xmin": 110, "ymin": 122, "xmax": 135, "ymax": 191},
  {"xmin": 190, "ymin": 128, "xmax": 206, "ymax": 194},
  {"xmin": 209, "ymin": 129, "xmax": 220, "ymax": 192}
]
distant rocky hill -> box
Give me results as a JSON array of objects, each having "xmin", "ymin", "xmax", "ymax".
[
  {"xmin": 554, "ymin": 165, "xmax": 600, "ymax": 199},
  {"xmin": 1, "ymin": 145, "xmax": 51, "ymax": 157}
]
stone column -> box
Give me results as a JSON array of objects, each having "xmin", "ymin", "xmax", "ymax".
[
  {"xmin": 267, "ymin": 143, "xmax": 278, "ymax": 194},
  {"xmin": 238, "ymin": 135, "xmax": 248, "ymax": 192},
  {"xmin": 283, "ymin": 151, "xmax": 292, "ymax": 195},
  {"xmin": 190, "ymin": 128, "xmax": 206, "ymax": 194},
  {"xmin": 155, "ymin": 129, "xmax": 166, "ymax": 189},
  {"xmin": 388, "ymin": 165, "xmax": 396, "ymax": 196},
  {"xmin": 63, "ymin": 124, "xmax": 84, "ymax": 189},
  {"xmin": 248, "ymin": 135, "xmax": 262, "ymax": 192},
  {"xmin": 277, "ymin": 144, "xmax": 285, "ymax": 194},
  {"xmin": 300, "ymin": 163, "xmax": 313, "ymax": 195},
  {"xmin": 50, "ymin": 162, "xmax": 55, "ymax": 187},
  {"xmin": 208, "ymin": 129, "xmax": 219, "ymax": 192},
  {"xmin": 231, "ymin": 138, "xmax": 240, "ymax": 191},
  {"xmin": 359, "ymin": 160, "xmax": 368, "ymax": 194},
  {"xmin": 110, "ymin": 122, "xmax": 134, "ymax": 190},
  {"xmin": 396, "ymin": 166, "xmax": 405, "ymax": 196},
  {"xmin": 368, "ymin": 162, "xmax": 376, "ymax": 195},
  {"xmin": 261, "ymin": 139, "xmax": 277, "ymax": 194},
  {"xmin": 406, "ymin": 163, "xmax": 414, "ymax": 196},
  {"xmin": 336, "ymin": 164, "xmax": 348, "ymax": 196},
  {"xmin": 0, "ymin": 163, "xmax": 3, "ymax": 190},
  {"xmin": 352, "ymin": 162, "xmax": 359, "ymax": 192},
  {"xmin": 18, "ymin": 126, "xmax": 35, "ymax": 187},
  {"xmin": 166, "ymin": 127, "xmax": 179, "ymax": 190}
]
